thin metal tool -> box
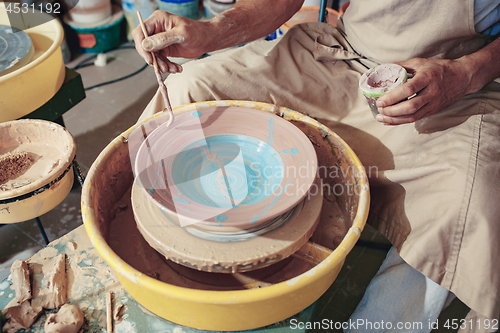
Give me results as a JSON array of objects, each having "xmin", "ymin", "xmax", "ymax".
[{"xmin": 137, "ymin": 11, "xmax": 174, "ymax": 127}]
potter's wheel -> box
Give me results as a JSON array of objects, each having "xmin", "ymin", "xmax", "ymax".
[
  {"xmin": 131, "ymin": 106, "xmax": 321, "ymax": 273},
  {"xmin": 83, "ymin": 100, "xmax": 371, "ymax": 331},
  {"xmin": 131, "ymin": 176, "xmax": 323, "ymax": 273},
  {"xmin": 0, "ymin": 25, "xmax": 35, "ymax": 77}
]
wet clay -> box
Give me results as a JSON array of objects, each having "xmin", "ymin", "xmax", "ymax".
[
  {"xmin": 107, "ymin": 187, "xmax": 321, "ymax": 290},
  {"xmin": 132, "ymin": 177, "xmax": 323, "ymax": 273},
  {"xmin": 31, "ymin": 254, "xmax": 67, "ymax": 310},
  {"xmin": 133, "ymin": 107, "xmax": 317, "ymax": 231},
  {"xmin": 0, "ymin": 151, "xmax": 34, "ymax": 186},
  {"xmin": 1, "ymin": 300, "xmax": 42, "ymax": 333},
  {"xmin": 44, "ymin": 304, "xmax": 84, "ymax": 333},
  {"xmin": 10, "ymin": 260, "xmax": 31, "ymax": 304},
  {"xmin": 3, "ymin": 255, "xmax": 69, "ymax": 332},
  {"xmin": 359, "ymin": 63, "xmax": 407, "ymax": 94}
]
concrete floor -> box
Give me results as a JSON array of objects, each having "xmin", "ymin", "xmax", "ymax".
[{"xmin": 0, "ymin": 41, "xmax": 469, "ymax": 332}]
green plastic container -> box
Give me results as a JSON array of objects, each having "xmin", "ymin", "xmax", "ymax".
[{"xmin": 65, "ymin": 5, "xmax": 124, "ymax": 53}]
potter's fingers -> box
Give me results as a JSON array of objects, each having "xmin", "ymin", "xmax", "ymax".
[
  {"xmin": 375, "ymin": 113, "xmax": 415, "ymax": 125},
  {"xmin": 169, "ymin": 60, "xmax": 183, "ymax": 73},
  {"xmin": 378, "ymin": 93, "xmax": 427, "ymax": 117},
  {"xmin": 174, "ymin": 62, "xmax": 183, "ymax": 73},
  {"xmin": 132, "ymin": 26, "xmax": 154, "ymax": 65},
  {"xmin": 142, "ymin": 34, "xmax": 185, "ymax": 52},
  {"xmin": 377, "ymin": 77, "xmax": 427, "ymax": 108},
  {"xmin": 155, "ymin": 56, "xmax": 170, "ymax": 74},
  {"xmin": 376, "ymin": 98, "xmax": 432, "ymax": 125},
  {"xmin": 375, "ymin": 106, "xmax": 430, "ymax": 125},
  {"xmin": 157, "ymin": 54, "xmax": 183, "ymax": 74}
]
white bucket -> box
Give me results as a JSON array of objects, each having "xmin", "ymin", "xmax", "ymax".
[{"xmin": 66, "ymin": 0, "xmax": 112, "ymax": 25}]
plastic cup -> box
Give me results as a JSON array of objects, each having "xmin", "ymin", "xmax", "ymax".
[{"xmin": 359, "ymin": 63, "xmax": 407, "ymax": 117}]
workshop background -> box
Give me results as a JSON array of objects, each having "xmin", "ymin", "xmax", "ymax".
[{"xmin": 0, "ymin": 0, "xmax": 470, "ymax": 331}]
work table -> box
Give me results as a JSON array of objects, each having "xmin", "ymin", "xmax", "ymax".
[{"xmin": 0, "ymin": 225, "xmax": 313, "ymax": 332}]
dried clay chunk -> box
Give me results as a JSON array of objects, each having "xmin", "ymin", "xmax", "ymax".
[
  {"xmin": 44, "ymin": 304, "xmax": 84, "ymax": 333},
  {"xmin": 0, "ymin": 151, "xmax": 34, "ymax": 184},
  {"xmin": 31, "ymin": 254, "xmax": 67, "ymax": 309},
  {"xmin": 10, "ymin": 260, "xmax": 31, "ymax": 304},
  {"xmin": 1, "ymin": 300, "xmax": 43, "ymax": 333}
]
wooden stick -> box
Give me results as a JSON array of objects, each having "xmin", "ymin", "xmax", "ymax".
[
  {"xmin": 106, "ymin": 292, "xmax": 113, "ymax": 333},
  {"xmin": 137, "ymin": 11, "xmax": 174, "ymax": 125}
]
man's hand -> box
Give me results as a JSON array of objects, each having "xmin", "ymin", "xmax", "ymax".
[
  {"xmin": 132, "ymin": 10, "xmax": 210, "ymax": 73},
  {"xmin": 375, "ymin": 57, "xmax": 473, "ymax": 125},
  {"xmin": 133, "ymin": 0, "xmax": 304, "ymax": 74}
]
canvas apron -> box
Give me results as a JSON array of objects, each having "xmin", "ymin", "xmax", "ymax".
[{"xmin": 139, "ymin": 0, "xmax": 500, "ymax": 326}]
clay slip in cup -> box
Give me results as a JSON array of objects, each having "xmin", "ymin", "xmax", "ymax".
[{"xmin": 359, "ymin": 63, "xmax": 407, "ymax": 117}]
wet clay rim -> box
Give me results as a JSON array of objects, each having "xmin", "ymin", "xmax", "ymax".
[{"xmin": 131, "ymin": 176, "xmax": 323, "ymax": 273}]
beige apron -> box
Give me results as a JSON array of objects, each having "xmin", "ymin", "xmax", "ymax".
[{"xmin": 139, "ymin": 0, "xmax": 500, "ymax": 328}]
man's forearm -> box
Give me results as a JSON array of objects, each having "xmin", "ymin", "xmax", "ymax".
[
  {"xmin": 460, "ymin": 36, "xmax": 500, "ymax": 94},
  {"xmin": 205, "ymin": 0, "xmax": 304, "ymax": 53}
]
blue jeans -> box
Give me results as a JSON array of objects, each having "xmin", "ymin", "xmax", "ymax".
[{"xmin": 345, "ymin": 247, "xmax": 453, "ymax": 333}]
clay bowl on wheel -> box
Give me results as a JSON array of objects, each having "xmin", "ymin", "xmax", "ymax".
[
  {"xmin": 82, "ymin": 100, "xmax": 370, "ymax": 331},
  {"xmin": 0, "ymin": 119, "xmax": 76, "ymax": 223},
  {"xmin": 133, "ymin": 106, "xmax": 318, "ymax": 231}
]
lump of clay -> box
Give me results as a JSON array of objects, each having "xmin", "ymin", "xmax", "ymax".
[
  {"xmin": 2, "ymin": 300, "xmax": 42, "ymax": 333},
  {"xmin": 10, "ymin": 260, "xmax": 31, "ymax": 304},
  {"xmin": 44, "ymin": 304, "xmax": 84, "ymax": 333},
  {"xmin": 31, "ymin": 254, "xmax": 67, "ymax": 309}
]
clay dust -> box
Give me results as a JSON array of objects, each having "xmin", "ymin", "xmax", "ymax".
[{"xmin": 0, "ymin": 151, "xmax": 34, "ymax": 188}]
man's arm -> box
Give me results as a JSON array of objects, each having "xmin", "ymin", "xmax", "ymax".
[
  {"xmin": 133, "ymin": 0, "xmax": 304, "ymax": 73},
  {"xmin": 376, "ymin": 37, "xmax": 500, "ymax": 125}
]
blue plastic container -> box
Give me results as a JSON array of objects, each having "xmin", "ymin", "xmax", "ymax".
[{"xmin": 157, "ymin": 0, "xmax": 199, "ymax": 20}]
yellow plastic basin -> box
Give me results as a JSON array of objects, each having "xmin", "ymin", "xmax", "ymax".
[
  {"xmin": 0, "ymin": 3, "xmax": 65, "ymax": 122},
  {"xmin": 82, "ymin": 101, "xmax": 370, "ymax": 331},
  {"xmin": 0, "ymin": 119, "xmax": 76, "ymax": 223}
]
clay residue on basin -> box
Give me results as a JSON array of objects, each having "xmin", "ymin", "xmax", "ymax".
[
  {"xmin": 0, "ymin": 144, "xmax": 61, "ymax": 192},
  {"xmin": 0, "ymin": 151, "xmax": 35, "ymax": 186},
  {"xmin": 0, "ymin": 120, "xmax": 75, "ymax": 196}
]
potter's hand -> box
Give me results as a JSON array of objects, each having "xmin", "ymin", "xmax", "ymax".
[
  {"xmin": 133, "ymin": 10, "xmax": 210, "ymax": 74},
  {"xmin": 375, "ymin": 57, "xmax": 473, "ymax": 125}
]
